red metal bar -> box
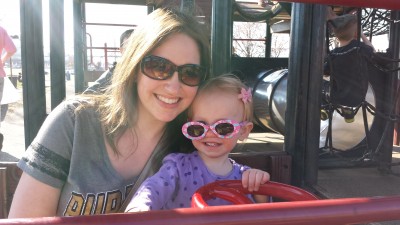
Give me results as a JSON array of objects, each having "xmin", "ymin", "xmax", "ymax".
[
  {"xmin": 86, "ymin": 33, "xmax": 94, "ymax": 65},
  {"xmin": 234, "ymin": 38, "xmax": 267, "ymax": 41},
  {"xmin": 2, "ymin": 195, "xmax": 400, "ymax": 225},
  {"xmin": 84, "ymin": 22, "xmax": 136, "ymax": 27},
  {"xmin": 9, "ymin": 58, "xmax": 13, "ymax": 76},
  {"xmin": 86, "ymin": 47, "xmax": 119, "ymax": 50},
  {"xmin": 277, "ymin": 0, "xmax": 400, "ymax": 10},
  {"xmin": 103, "ymin": 43, "xmax": 107, "ymax": 69}
]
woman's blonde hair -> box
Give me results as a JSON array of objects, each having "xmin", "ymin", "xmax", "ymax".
[
  {"xmin": 188, "ymin": 74, "xmax": 254, "ymax": 122},
  {"xmin": 84, "ymin": 8, "xmax": 211, "ymax": 155}
]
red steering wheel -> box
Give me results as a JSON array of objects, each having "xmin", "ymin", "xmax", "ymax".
[{"xmin": 191, "ymin": 180, "xmax": 319, "ymax": 208}]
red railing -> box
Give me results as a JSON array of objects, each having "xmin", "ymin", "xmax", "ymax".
[
  {"xmin": 278, "ymin": 0, "xmax": 400, "ymax": 10},
  {"xmin": 1, "ymin": 195, "xmax": 400, "ymax": 225}
]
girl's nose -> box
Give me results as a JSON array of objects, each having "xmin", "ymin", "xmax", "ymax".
[{"xmin": 204, "ymin": 128, "xmax": 217, "ymax": 138}]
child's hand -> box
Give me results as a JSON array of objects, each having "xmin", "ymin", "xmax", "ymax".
[{"xmin": 242, "ymin": 169, "xmax": 270, "ymax": 192}]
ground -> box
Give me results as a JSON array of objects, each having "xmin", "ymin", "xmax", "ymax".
[{"xmin": 0, "ymin": 69, "xmax": 75, "ymax": 161}]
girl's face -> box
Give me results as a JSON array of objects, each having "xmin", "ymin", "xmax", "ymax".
[
  {"xmin": 136, "ymin": 33, "xmax": 200, "ymax": 123},
  {"xmin": 189, "ymin": 91, "xmax": 253, "ymax": 160}
]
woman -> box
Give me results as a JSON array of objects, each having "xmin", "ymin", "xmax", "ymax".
[{"xmin": 9, "ymin": 8, "xmax": 210, "ymax": 218}]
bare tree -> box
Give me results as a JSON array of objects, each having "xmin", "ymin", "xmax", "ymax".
[
  {"xmin": 270, "ymin": 33, "xmax": 289, "ymax": 57},
  {"xmin": 233, "ymin": 21, "xmax": 290, "ymax": 58},
  {"xmin": 361, "ymin": 8, "xmax": 390, "ymax": 37},
  {"xmin": 233, "ymin": 22, "xmax": 266, "ymax": 57}
]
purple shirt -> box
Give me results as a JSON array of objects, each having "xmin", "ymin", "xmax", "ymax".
[{"xmin": 126, "ymin": 151, "xmax": 251, "ymax": 211}]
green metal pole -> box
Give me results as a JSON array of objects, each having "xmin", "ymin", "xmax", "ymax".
[{"xmin": 211, "ymin": 0, "xmax": 233, "ymax": 77}]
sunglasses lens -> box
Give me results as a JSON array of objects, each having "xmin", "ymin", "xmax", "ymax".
[
  {"xmin": 179, "ymin": 65, "xmax": 205, "ymax": 86},
  {"xmin": 142, "ymin": 57, "xmax": 173, "ymax": 80},
  {"xmin": 142, "ymin": 56, "xmax": 205, "ymax": 86},
  {"xmin": 187, "ymin": 124, "xmax": 205, "ymax": 138},
  {"xmin": 215, "ymin": 123, "xmax": 235, "ymax": 136}
]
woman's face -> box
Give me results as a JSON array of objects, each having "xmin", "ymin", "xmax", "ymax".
[{"xmin": 136, "ymin": 33, "xmax": 201, "ymax": 123}]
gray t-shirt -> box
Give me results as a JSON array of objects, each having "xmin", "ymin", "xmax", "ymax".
[{"xmin": 18, "ymin": 99, "xmax": 136, "ymax": 216}]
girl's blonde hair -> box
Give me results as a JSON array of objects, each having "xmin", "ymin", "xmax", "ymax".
[
  {"xmin": 83, "ymin": 8, "xmax": 211, "ymax": 155},
  {"xmin": 188, "ymin": 74, "xmax": 253, "ymax": 122}
]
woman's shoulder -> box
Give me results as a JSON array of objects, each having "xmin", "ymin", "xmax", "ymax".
[
  {"xmin": 64, "ymin": 96, "xmax": 95, "ymax": 107},
  {"xmin": 46, "ymin": 97, "xmax": 98, "ymax": 125},
  {"xmin": 54, "ymin": 97, "xmax": 86, "ymax": 110},
  {"xmin": 61, "ymin": 97, "xmax": 96, "ymax": 114}
]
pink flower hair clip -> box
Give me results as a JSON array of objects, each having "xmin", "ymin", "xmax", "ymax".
[{"xmin": 238, "ymin": 87, "xmax": 252, "ymax": 104}]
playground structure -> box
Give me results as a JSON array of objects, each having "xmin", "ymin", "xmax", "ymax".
[{"xmin": 1, "ymin": 0, "xmax": 400, "ymax": 223}]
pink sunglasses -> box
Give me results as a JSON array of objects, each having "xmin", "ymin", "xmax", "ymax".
[{"xmin": 182, "ymin": 119, "xmax": 247, "ymax": 140}]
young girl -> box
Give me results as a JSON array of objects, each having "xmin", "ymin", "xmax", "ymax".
[{"xmin": 125, "ymin": 74, "xmax": 270, "ymax": 211}]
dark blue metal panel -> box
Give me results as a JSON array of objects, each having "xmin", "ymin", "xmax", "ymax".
[
  {"xmin": 211, "ymin": 0, "xmax": 233, "ymax": 77},
  {"xmin": 284, "ymin": 3, "xmax": 326, "ymax": 186},
  {"xmin": 20, "ymin": 0, "xmax": 47, "ymax": 148},
  {"xmin": 50, "ymin": 0, "xmax": 66, "ymax": 109},
  {"xmin": 73, "ymin": 0, "xmax": 85, "ymax": 93}
]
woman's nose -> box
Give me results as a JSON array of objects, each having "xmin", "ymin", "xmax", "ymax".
[{"xmin": 164, "ymin": 71, "xmax": 181, "ymax": 94}]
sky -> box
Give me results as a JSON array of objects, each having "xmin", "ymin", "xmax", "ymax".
[
  {"xmin": 0, "ymin": 1, "xmax": 20, "ymax": 35},
  {"xmin": 0, "ymin": 1, "xmax": 147, "ymax": 56}
]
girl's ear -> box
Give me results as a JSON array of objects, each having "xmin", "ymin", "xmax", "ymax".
[{"xmin": 239, "ymin": 122, "xmax": 253, "ymax": 141}]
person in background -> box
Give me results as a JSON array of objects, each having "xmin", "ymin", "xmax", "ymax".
[
  {"xmin": 65, "ymin": 70, "xmax": 71, "ymax": 81},
  {"xmin": 326, "ymin": 7, "xmax": 374, "ymax": 51},
  {"xmin": 18, "ymin": 72, "xmax": 22, "ymax": 83},
  {"xmin": 125, "ymin": 74, "xmax": 270, "ymax": 212},
  {"xmin": 9, "ymin": 8, "xmax": 210, "ymax": 217},
  {"xmin": 84, "ymin": 29, "xmax": 135, "ymax": 94},
  {"xmin": 323, "ymin": 7, "xmax": 375, "ymax": 123},
  {"xmin": 0, "ymin": 25, "xmax": 17, "ymax": 143}
]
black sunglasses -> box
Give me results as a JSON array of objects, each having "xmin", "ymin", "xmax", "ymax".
[{"xmin": 141, "ymin": 55, "xmax": 207, "ymax": 86}]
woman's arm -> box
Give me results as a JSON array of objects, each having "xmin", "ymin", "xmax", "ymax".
[{"xmin": 8, "ymin": 172, "xmax": 61, "ymax": 218}]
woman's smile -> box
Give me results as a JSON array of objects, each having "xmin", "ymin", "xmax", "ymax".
[{"xmin": 156, "ymin": 94, "xmax": 180, "ymax": 104}]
